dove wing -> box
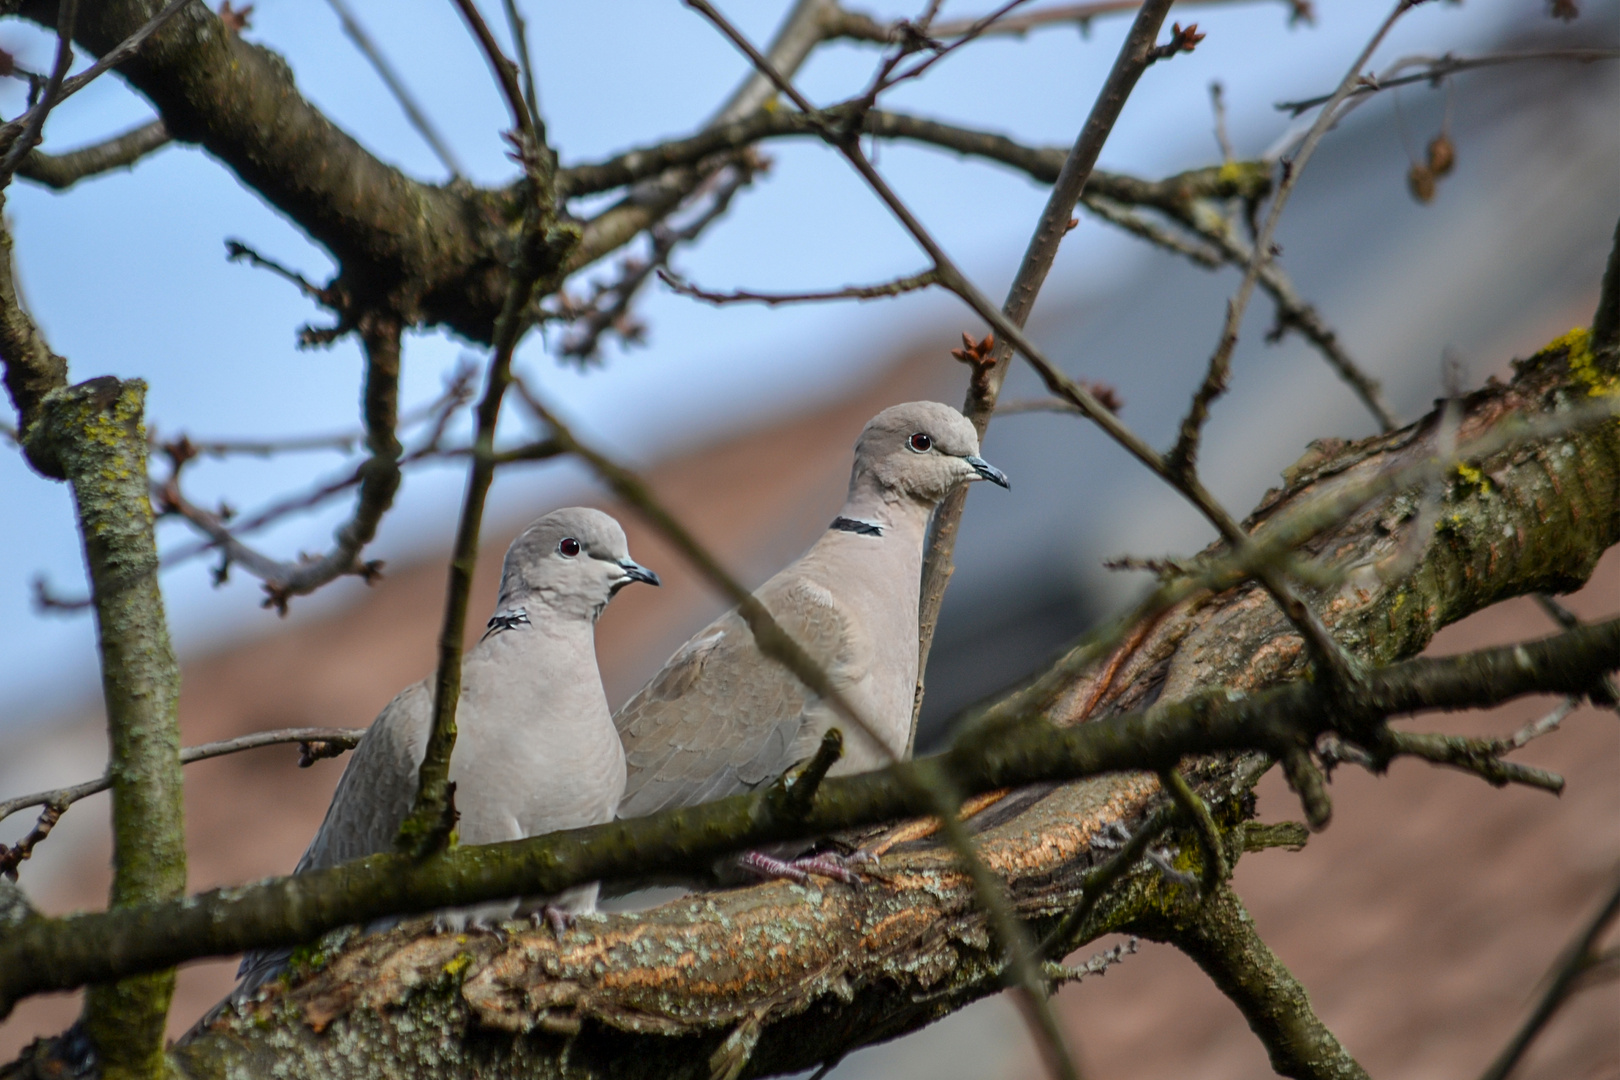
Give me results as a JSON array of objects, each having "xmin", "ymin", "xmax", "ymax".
[{"xmin": 615, "ymin": 578, "xmax": 859, "ymax": 818}]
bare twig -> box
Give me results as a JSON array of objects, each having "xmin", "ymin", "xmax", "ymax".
[
  {"xmin": 1276, "ymin": 47, "xmax": 1620, "ymax": 116},
  {"xmin": 0, "ymin": 727, "xmax": 364, "ymax": 879},
  {"xmin": 225, "ymin": 239, "xmax": 335, "ymax": 306},
  {"xmin": 450, "ymin": 0, "xmax": 540, "ymax": 152},
  {"xmin": 830, "ymin": 0, "xmax": 1312, "ymax": 44},
  {"xmin": 0, "ymin": 804, "xmax": 61, "ymax": 881},
  {"xmin": 1381, "ymin": 730, "xmax": 1565, "ymax": 793},
  {"xmin": 325, "ymin": 0, "xmax": 464, "ymax": 177},
  {"xmin": 15, "ymin": 119, "xmax": 171, "ymax": 190},
  {"xmin": 1165, "ymin": 0, "xmax": 1420, "ymax": 475},
  {"xmin": 500, "ymin": 0, "xmax": 540, "ymax": 126},
  {"xmin": 1043, "ymin": 937, "xmax": 1140, "ymax": 987},
  {"xmin": 1479, "ymin": 866, "xmax": 1620, "ymax": 1080},
  {"xmin": 0, "ymin": 0, "xmax": 78, "ymax": 183},
  {"xmin": 658, "ymin": 266, "xmax": 938, "ymax": 307},
  {"xmin": 1209, "ymin": 80, "xmax": 1235, "ymax": 162},
  {"xmin": 0, "ymin": 0, "xmax": 190, "ymax": 172},
  {"xmin": 559, "ymin": 158, "xmax": 757, "ymax": 362},
  {"xmin": 0, "ymin": 727, "xmax": 365, "ymax": 826},
  {"xmin": 397, "ymin": 21, "xmax": 569, "ymax": 850},
  {"xmin": 914, "ymin": 0, "xmax": 1181, "ymax": 749}
]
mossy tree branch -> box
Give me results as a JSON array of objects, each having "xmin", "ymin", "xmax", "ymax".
[
  {"xmin": 1137, "ymin": 883, "xmax": 1369, "ymax": 1080},
  {"xmin": 0, "ymin": 601, "xmax": 1614, "ymax": 1014},
  {"xmin": 25, "ymin": 378, "xmax": 186, "ymax": 1080}
]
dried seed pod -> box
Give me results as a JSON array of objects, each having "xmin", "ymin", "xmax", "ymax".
[
  {"xmin": 1427, "ymin": 133, "xmax": 1456, "ymax": 177},
  {"xmin": 1408, "ymin": 162, "xmax": 1436, "ymax": 204}
]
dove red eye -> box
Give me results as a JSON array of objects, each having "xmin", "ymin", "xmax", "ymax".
[
  {"xmin": 908, "ymin": 432, "xmax": 933, "ymax": 453},
  {"xmin": 558, "ymin": 537, "xmax": 581, "ymax": 557}
]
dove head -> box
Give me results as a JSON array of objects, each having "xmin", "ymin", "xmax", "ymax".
[
  {"xmin": 498, "ymin": 507, "xmax": 659, "ymax": 620},
  {"xmin": 850, "ymin": 401, "xmax": 1009, "ymax": 507}
]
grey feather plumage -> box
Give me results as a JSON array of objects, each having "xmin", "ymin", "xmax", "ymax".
[
  {"xmin": 222, "ymin": 507, "xmax": 656, "ymax": 1013},
  {"xmin": 614, "ymin": 402, "xmax": 1008, "ymax": 881}
]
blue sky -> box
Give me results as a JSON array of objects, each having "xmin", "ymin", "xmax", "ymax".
[{"xmin": 0, "ymin": 0, "xmax": 1538, "ymax": 729}]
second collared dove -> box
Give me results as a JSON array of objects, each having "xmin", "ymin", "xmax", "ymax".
[
  {"xmin": 614, "ymin": 401, "xmax": 1008, "ymax": 883},
  {"xmin": 232, "ymin": 507, "xmax": 657, "ymax": 999}
]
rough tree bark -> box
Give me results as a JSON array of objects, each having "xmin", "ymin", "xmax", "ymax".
[
  {"xmin": 132, "ymin": 329, "xmax": 1614, "ymax": 1079},
  {"xmin": 26, "ymin": 380, "xmax": 186, "ymax": 1080}
]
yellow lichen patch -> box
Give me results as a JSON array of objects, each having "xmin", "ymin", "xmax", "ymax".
[
  {"xmin": 441, "ymin": 953, "xmax": 473, "ymax": 980},
  {"xmin": 1544, "ymin": 325, "xmax": 1616, "ymax": 396},
  {"xmin": 1454, "ymin": 461, "xmax": 1492, "ymax": 494}
]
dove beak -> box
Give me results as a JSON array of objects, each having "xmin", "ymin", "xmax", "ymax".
[
  {"xmin": 965, "ymin": 455, "xmax": 1010, "ymax": 489},
  {"xmin": 616, "ymin": 558, "xmax": 661, "ymax": 588}
]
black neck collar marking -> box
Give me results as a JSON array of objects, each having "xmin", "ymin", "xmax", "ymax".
[
  {"xmin": 482, "ymin": 607, "xmax": 531, "ymax": 640},
  {"xmin": 830, "ymin": 516, "xmax": 884, "ymax": 537}
]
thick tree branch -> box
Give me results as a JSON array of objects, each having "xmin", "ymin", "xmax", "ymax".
[
  {"xmin": 2, "ymin": 336, "xmax": 1615, "ymax": 1077},
  {"xmin": 27, "ymin": 378, "xmax": 185, "ymax": 1080},
  {"xmin": 1, "ymin": 611, "xmax": 1612, "ymax": 1015}
]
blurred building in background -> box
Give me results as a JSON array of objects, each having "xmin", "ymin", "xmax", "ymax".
[{"xmin": 3, "ymin": 11, "xmax": 1617, "ymax": 1077}]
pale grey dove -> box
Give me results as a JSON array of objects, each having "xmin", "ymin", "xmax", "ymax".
[
  {"xmin": 613, "ymin": 401, "xmax": 1008, "ymax": 884},
  {"xmin": 231, "ymin": 507, "xmax": 657, "ymax": 1000}
]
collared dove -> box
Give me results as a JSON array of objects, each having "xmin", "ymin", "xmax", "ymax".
[
  {"xmin": 233, "ymin": 507, "xmax": 657, "ymax": 998},
  {"xmin": 614, "ymin": 401, "xmax": 1008, "ymax": 883}
]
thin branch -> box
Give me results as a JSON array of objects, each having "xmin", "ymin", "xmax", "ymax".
[
  {"xmin": 1382, "ymin": 731, "xmax": 1565, "ymax": 793},
  {"xmin": 658, "ymin": 266, "xmax": 938, "ymax": 307},
  {"xmin": 1479, "ymin": 866, "xmax": 1620, "ymax": 1080},
  {"xmin": 0, "ymin": 201, "xmax": 69, "ymax": 473},
  {"xmin": 1, "ymin": 725, "xmax": 364, "ymax": 819},
  {"xmin": 1165, "ymin": 0, "xmax": 1419, "ymax": 474},
  {"xmin": 449, "ymin": 0, "xmax": 540, "ymax": 153},
  {"xmin": 0, "ymin": 0, "xmax": 190, "ymax": 176},
  {"xmin": 1593, "ymin": 212, "xmax": 1620, "ymax": 353},
  {"xmin": 15, "ymin": 118, "xmax": 171, "ymax": 190},
  {"xmin": 1160, "ymin": 764, "xmax": 1229, "ymax": 894},
  {"xmin": 829, "ymin": 0, "xmax": 1311, "ymax": 44},
  {"xmin": 1147, "ymin": 882, "xmax": 1370, "ymax": 1079},
  {"xmin": 396, "ymin": 33, "xmax": 571, "ymax": 851},
  {"xmin": 1209, "ymin": 80, "xmax": 1235, "ymax": 162},
  {"xmin": 1043, "ymin": 936, "xmax": 1140, "ymax": 987},
  {"xmin": 224, "ymin": 239, "xmax": 335, "ymax": 306},
  {"xmin": 500, "ymin": 0, "xmax": 540, "ymax": 127},
  {"xmin": 217, "ymin": 314, "xmax": 405, "ymax": 614},
  {"xmin": 0, "ymin": 0, "xmax": 78, "ymax": 184},
  {"xmin": 1276, "ymin": 47, "xmax": 1620, "ymax": 116},
  {"xmin": 8, "ymin": 617, "xmax": 1614, "ymax": 1008},
  {"xmin": 325, "ymin": 0, "xmax": 464, "ymax": 177},
  {"xmin": 0, "ymin": 727, "xmax": 366, "ymax": 876},
  {"xmin": 1082, "ymin": 192, "xmax": 1224, "ymax": 266},
  {"xmin": 0, "ymin": 803, "xmax": 60, "ymax": 881},
  {"xmin": 559, "ymin": 158, "xmax": 757, "ymax": 362}
]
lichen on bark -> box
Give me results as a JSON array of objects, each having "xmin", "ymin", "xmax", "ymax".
[{"xmin": 29, "ymin": 378, "xmax": 186, "ymax": 1080}]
